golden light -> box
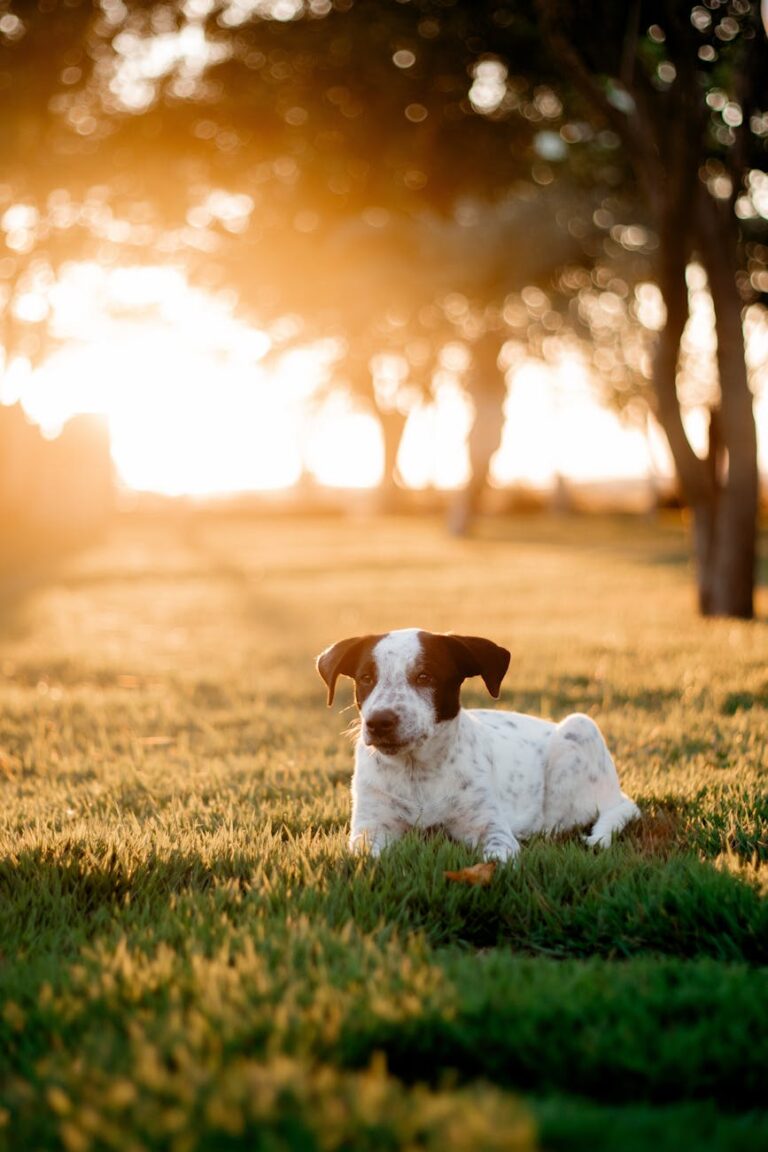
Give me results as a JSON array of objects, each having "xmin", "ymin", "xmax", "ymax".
[
  {"xmin": 3, "ymin": 259, "xmax": 768, "ymax": 499},
  {"xmin": 398, "ymin": 381, "xmax": 472, "ymax": 490},
  {"xmin": 303, "ymin": 396, "xmax": 383, "ymax": 489},
  {"xmin": 3, "ymin": 262, "xmax": 310, "ymax": 496},
  {"xmin": 499, "ymin": 358, "xmax": 656, "ymax": 485},
  {"xmin": 17, "ymin": 337, "xmax": 305, "ymax": 495}
]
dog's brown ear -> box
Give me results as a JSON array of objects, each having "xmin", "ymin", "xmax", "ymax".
[
  {"xmin": 444, "ymin": 634, "xmax": 510, "ymax": 698},
  {"xmin": 316, "ymin": 635, "xmax": 374, "ymax": 706}
]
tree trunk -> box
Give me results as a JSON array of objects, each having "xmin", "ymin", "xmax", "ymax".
[
  {"xmin": 696, "ymin": 194, "xmax": 758, "ymax": 618},
  {"xmin": 535, "ymin": 0, "xmax": 759, "ymax": 618},
  {"xmin": 376, "ymin": 409, "xmax": 408, "ymax": 512},
  {"xmin": 470, "ymin": 391, "xmax": 505, "ymax": 493},
  {"xmin": 650, "ymin": 226, "xmax": 714, "ymax": 610},
  {"xmin": 688, "ymin": 408, "xmax": 723, "ymax": 616},
  {"xmin": 650, "ymin": 190, "xmax": 757, "ymax": 619},
  {"xmin": 448, "ymin": 337, "xmax": 506, "ymax": 536}
]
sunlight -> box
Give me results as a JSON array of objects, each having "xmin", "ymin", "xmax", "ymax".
[
  {"xmin": 493, "ymin": 363, "xmax": 558, "ymax": 486},
  {"xmin": 6, "ymin": 262, "xmax": 312, "ymax": 496},
  {"xmin": 489, "ymin": 358, "xmax": 657, "ymax": 488},
  {"xmin": 108, "ymin": 348, "xmax": 303, "ymax": 496},
  {"xmin": 303, "ymin": 395, "xmax": 383, "ymax": 488},
  {"xmin": 3, "ymin": 259, "xmax": 767, "ymax": 498},
  {"xmin": 399, "ymin": 381, "xmax": 472, "ymax": 489},
  {"xmin": 107, "ymin": 8, "xmax": 230, "ymax": 112},
  {"xmin": 20, "ymin": 337, "xmax": 304, "ymax": 495}
]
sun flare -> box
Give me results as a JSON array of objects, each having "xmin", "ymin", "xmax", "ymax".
[{"xmin": 3, "ymin": 260, "xmax": 767, "ymax": 498}]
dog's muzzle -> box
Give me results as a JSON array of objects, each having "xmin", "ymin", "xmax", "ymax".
[{"xmin": 363, "ymin": 709, "xmax": 403, "ymax": 753}]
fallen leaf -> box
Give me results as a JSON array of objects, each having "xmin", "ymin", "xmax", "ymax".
[{"xmin": 443, "ymin": 862, "xmax": 497, "ymax": 887}]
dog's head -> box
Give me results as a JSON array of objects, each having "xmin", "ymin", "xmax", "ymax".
[{"xmin": 316, "ymin": 628, "xmax": 510, "ymax": 755}]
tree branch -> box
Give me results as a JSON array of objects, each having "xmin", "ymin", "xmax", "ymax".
[{"xmin": 533, "ymin": 0, "xmax": 664, "ymax": 209}]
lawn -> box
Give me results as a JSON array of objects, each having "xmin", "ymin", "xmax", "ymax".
[{"xmin": 1, "ymin": 509, "xmax": 767, "ymax": 1151}]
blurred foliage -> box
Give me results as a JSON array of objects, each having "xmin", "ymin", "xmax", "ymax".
[{"xmin": 1, "ymin": 1, "xmax": 766, "ymax": 453}]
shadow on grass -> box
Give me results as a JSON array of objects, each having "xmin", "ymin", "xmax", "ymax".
[
  {"xmin": 0, "ymin": 844, "xmax": 250, "ymax": 970},
  {"xmin": 534, "ymin": 1097, "xmax": 768, "ymax": 1151},
  {"xmin": 314, "ymin": 833, "xmax": 768, "ymax": 961},
  {"xmin": 2, "ymin": 823, "xmax": 766, "ymax": 963},
  {"xmin": 2, "ymin": 835, "xmax": 768, "ymax": 1115},
  {"xmin": 334, "ymin": 947, "xmax": 768, "ymax": 1110}
]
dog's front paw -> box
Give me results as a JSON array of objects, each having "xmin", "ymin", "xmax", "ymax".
[
  {"xmin": 350, "ymin": 830, "xmax": 388, "ymax": 857},
  {"xmin": 582, "ymin": 830, "xmax": 612, "ymax": 850},
  {"xmin": 481, "ymin": 833, "xmax": 521, "ymax": 863}
]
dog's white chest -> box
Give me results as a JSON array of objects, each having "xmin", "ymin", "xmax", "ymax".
[{"xmin": 360, "ymin": 756, "xmax": 452, "ymax": 830}]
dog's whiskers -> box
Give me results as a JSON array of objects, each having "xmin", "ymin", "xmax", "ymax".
[{"xmin": 342, "ymin": 717, "xmax": 362, "ymax": 744}]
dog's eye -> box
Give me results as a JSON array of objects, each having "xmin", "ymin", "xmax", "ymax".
[
  {"xmin": 358, "ymin": 671, "xmax": 375, "ymax": 685},
  {"xmin": 415, "ymin": 671, "xmax": 433, "ymax": 686}
]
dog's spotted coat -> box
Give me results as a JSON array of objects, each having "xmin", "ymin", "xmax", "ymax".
[{"xmin": 317, "ymin": 628, "xmax": 639, "ymax": 861}]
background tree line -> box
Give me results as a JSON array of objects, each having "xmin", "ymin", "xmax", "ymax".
[{"xmin": 1, "ymin": 0, "xmax": 766, "ymax": 615}]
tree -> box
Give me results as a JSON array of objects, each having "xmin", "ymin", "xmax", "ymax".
[
  {"xmin": 531, "ymin": 0, "xmax": 767, "ymax": 616},
  {"xmin": 3, "ymin": 1, "xmax": 766, "ymax": 616},
  {"xmin": 2, "ymin": 0, "xmax": 584, "ymax": 502},
  {"xmin": 163, "ymin": 0, "xmax": 768, "ymax": 614}
]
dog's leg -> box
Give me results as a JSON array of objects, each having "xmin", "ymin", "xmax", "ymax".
[
  {"xmin": 583, "ymin": 794, "xmax": 641, "ymax": 848},
  {"xmin": 349, "ymin": 827, "xmax": 402, "ymax": 857},
  {"xmin": 481, "ymin": 827, "xmax": 521, "ymax": 862},
  {"xmin": 545, "ymin": 713, "xmax": 639, "ymax": 845},
  {"xmin": 349, "ymin": 802, "xmax": 406, "ymax": 856},
  {"xmin": 349, "ymin": 775, "xmax": 407, "ymax": 857},
  {"xmin": 450, "ymin": 820, "xmax": 521, "ymax": 863}
]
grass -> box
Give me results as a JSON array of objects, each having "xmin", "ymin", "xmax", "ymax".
[{"xmin": 0, "ymin": 508, "xmax": 767, "ymax": 1150}]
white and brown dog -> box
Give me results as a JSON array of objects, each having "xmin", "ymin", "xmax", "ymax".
[{"xmin": 317, "ymin": 628, "xmax": 639, "ymax": 861}]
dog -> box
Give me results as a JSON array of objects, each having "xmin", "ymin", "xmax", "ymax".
[{"xmin": 317, "ymin": 628, "xmax": 639, "ymax": 861}]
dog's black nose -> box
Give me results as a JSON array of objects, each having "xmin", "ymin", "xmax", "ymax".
[{"xmin": 366, "ymin": 709, "xmax": 399, "ymax": 741}]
